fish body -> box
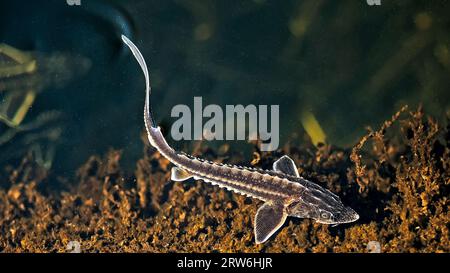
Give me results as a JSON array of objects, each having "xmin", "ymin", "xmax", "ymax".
[{"xmin": 122, "ymin": 35, "xmax": 359, "ymax": 244}]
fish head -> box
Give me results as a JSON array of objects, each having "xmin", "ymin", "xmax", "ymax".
[
  {"xmin": 286, "ymin": 185, "xmax": 359, "ymax": 225},
  {"xmin": 314, "ymin": 204, "xmax": 359, "ymax": 225}
]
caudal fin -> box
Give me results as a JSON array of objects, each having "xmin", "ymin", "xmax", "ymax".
[{"xmin": 121, "ymin": 34, "xmax": 156, "ymax": 129}]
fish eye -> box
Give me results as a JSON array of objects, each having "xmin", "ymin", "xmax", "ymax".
[{"xmin": 320, "ymin": 211, "xmax": 330, "ymax": 219}]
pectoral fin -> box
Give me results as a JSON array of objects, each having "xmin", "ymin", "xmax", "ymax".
[
  {"xmin": 254, "ymin": 202, "xmax": 287, "ymax": 244},
  {"xmin": 171, "ymin": 167, "xmax": 193, "ymax": 181},
  {"xmin": 273, "ymin": 155, "xmax": 299, "ymax": 177}
]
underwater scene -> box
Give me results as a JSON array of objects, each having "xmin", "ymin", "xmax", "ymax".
[{"xmin": 0, "ymin": 0, "xmax": 448, "ymax": 253}]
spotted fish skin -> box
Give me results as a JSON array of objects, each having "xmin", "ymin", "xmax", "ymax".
[{"xmin": 122, "ymin": 35, "xmax": 359, "ymax": 244}]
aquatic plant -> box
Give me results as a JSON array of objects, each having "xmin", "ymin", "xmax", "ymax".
[
  {"xmin": 0, "ymin": 106, "xmax": 447, "ymax": 252},
  {"xmin": 0, "ymin": 43, "xmax": 91, "ymax": 167}
]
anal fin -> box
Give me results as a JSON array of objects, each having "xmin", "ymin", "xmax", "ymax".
[
  {"xmin": 171, "ymin": 167, "xmax": 193, "ymax": 181},
  {"xmin": 254, "ymin": 202, "xmax": 287, "ymax": 244}
]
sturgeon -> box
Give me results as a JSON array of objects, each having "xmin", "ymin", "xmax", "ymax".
[{"xmin": 122, "ymin": 35, "xmax": 359, "ymax": 244}]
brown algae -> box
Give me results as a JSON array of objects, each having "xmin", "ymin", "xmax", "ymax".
[{"xmin": 0, "ymin": 106, "xmax": 448, "ymax": 252}]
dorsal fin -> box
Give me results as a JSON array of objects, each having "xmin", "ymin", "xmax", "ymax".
[{"xmin": 272, "ymin": 155, "xmax": 299, "ymax": 177}]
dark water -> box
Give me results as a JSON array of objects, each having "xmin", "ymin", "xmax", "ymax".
[{"xmin": 0, "ymin": 0, "xmax": 448, "ymax": 176}]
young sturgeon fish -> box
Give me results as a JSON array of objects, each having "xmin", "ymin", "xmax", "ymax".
[{"xmin": 122, "ymin": 35, "xmax": 359, "ymax": 244}]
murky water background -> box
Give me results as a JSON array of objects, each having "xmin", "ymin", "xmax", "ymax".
[{"xmin": 0, "ymin": 0, "xmax": 448, "ymax": 176}]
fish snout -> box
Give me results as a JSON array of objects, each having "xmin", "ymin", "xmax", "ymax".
[{"xmin": 339, "ymin": 207, "xmax": 359, "ymax": 223}]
